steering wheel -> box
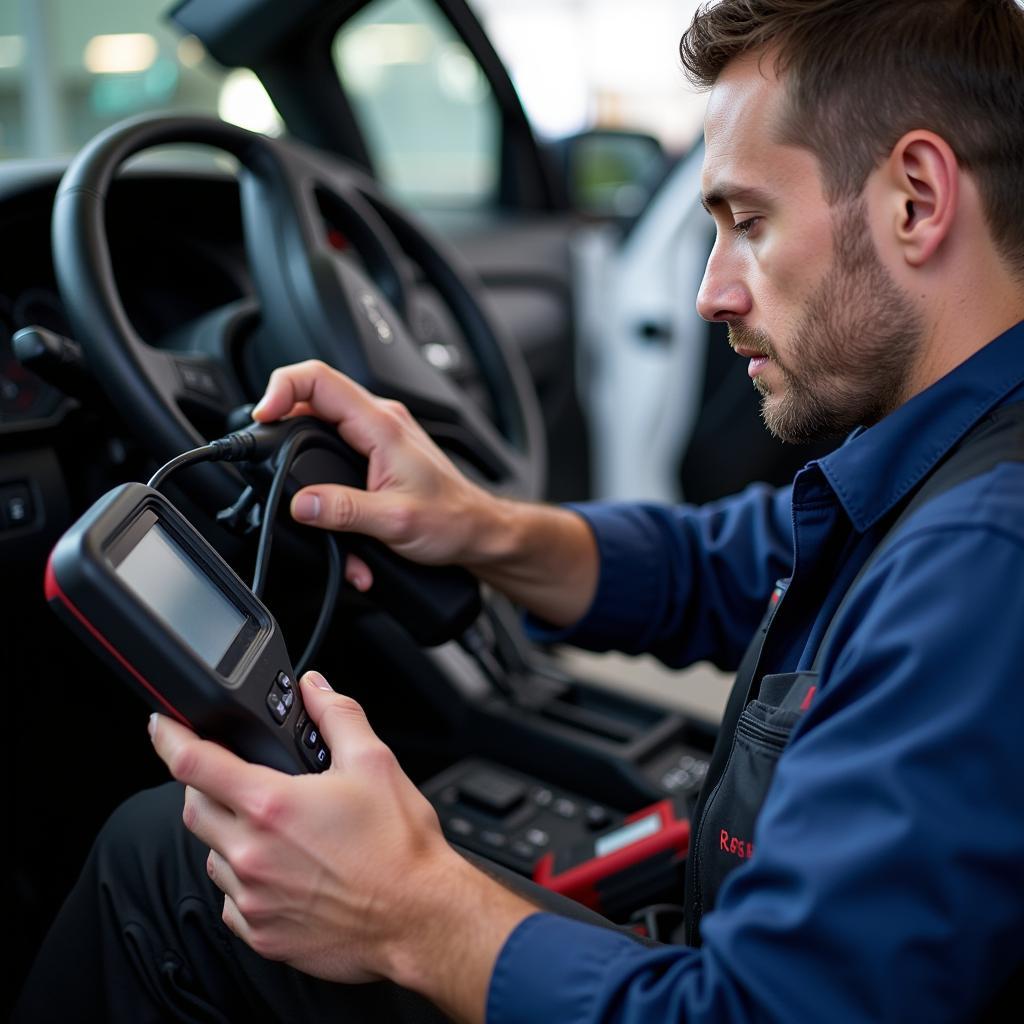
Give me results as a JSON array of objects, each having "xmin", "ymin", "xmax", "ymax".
[{"xmin": 50, "ymin": 114, "xmax": 546, "ymax": 511}]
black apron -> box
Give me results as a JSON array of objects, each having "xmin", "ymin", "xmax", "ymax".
[{"xmin": 682, "ymin": 401, "xmax": 1024, "ymax": 947}]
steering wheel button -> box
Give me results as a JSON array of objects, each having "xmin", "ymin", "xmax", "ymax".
[
  {"xmin": 276, "ymin": 671, "xmax": 293, "ymax": 691},
  {"xmin": 177, "ymin": 362, "xmax": 221, "ymax": 398},
  {"xmin": 302, "ymin": 723, "xmax": 320, "ymax": 749},
  {"xmin": 281, "ymin": 689, "xmax": 295, "ymax": 710},
  {"xmin": 314, "ymin": 745, "xmax": 330, "ymax": 769},
  {"xmin": 1, "ymin": 483, "xmax": 33, "ymax": 527}
]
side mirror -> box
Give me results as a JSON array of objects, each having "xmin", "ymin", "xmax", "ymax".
[{"xmin": 551, "ymin": 129, "xmax": 670, "ymax": 219}]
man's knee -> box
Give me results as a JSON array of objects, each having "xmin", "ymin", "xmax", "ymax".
[
  {"xmin": 90, "ymin": 782, "xmax": 211, "ymax": 908},
  {"xmin": 95, "ymin": 781, "xmax": 183, "ymax": 856}
]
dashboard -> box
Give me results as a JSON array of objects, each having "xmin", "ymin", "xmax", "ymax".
[
  {"xmin": 0, "ymin": 288, "xmax": 70, "ymax": 426},
  {"xmin": 0, "ymin": 167, "xmax": 250, "ymax": 433}
]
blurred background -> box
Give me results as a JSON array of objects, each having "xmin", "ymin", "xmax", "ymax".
[
  {"xmin": 1, "ymin": 0, "xmax": 828, "ymax": 511},
  {"xmin": 0, "ymin": 0, "xmax": 707, "ymax": 168}
]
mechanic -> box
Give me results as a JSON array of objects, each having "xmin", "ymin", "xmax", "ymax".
[{"xmin": 15, "ymin": 0, "xmax": 1024, "ymax": 1021}]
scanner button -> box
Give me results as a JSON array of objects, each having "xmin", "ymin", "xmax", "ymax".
[
  {"xmin": 266, "ymin": 689, "xmax": 289, "ymax": 725},
  {"xmin": 277, "ymin": 671, "xmax": 293, "ymax": 691}
]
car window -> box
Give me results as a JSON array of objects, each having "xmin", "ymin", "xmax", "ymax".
[
  {"xmin": 332, "ymin": 0, "xmax": 499, "ymax": 210},
  {"xmin": 0, "ymin": 0, "xmax": 280, "ymax": 162}
]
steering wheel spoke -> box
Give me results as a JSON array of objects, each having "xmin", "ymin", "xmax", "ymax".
[{"xmin": 142, "ymin": 346, "xmax": 243, "ymax": 424}]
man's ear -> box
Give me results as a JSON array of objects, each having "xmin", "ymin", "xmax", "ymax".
[{"xmin": 884, "ymin": 131, "xmax": 959, "ymax": 268}]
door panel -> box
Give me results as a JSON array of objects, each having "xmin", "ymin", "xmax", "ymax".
[{"xmin": 442, "ymin": 215, "xmax": 589, "ymax": 502}]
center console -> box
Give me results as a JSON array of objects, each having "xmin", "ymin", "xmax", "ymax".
[{"xmin": 424, "ymin": 757, "xmax": 703, "ymax": 919}]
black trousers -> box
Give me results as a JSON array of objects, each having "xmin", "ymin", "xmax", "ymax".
[{"xmin": 14, "ymin": 782, "xmax": 647, "ymax": 1023}]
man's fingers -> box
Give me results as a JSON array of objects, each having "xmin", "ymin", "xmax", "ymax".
[
  {"xmin": 252, "ymin": 361, "xmax": 367, "ymax": 423},
  {"xmin": 220, "ymin": 892, "xmax": 255, "ymax": 946},
  {"xmin": 282, "ymin": 400, "xmax": 317, "ymax": 420},
  {"xmin": 299, "ymin": 673, "xmax": 390, "ymax": 772},
  {"xmin": 206, "ymin": 847, "xmax": 244, "ymax": 903},
  {"xmin": 291, "ymin": 484, "xmax": 415, "ymax": 547},
  {"xmin": 344, "ymin": 553, "xmax": 374, "ymax": 592},
  {"xmin": 251, "ymin": 361, "xmax": 394, "ymax": 456},
  {"xmin": 149, "ymin": 714, "xmax": 277, "ymax": 813},
  {"xmin": 182, "ymin": 784, "xmax": 235, "ymax": 851}
]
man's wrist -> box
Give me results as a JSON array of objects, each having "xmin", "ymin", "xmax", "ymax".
[
  {"xmin": 379, "ymin": 848, "xmax": 537, "ymax": 1022},
  {"xmin": 455, "ymin": 495, "xmax": 597, "ymax": 628},
  {"xmin": 460, "ymin": 491, "xmax": 526, "ymax": 570}
]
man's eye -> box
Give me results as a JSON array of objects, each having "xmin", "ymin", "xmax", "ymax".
[{"xmin": 732, "ymin": 217, "xmax": 761, "ymax": 238}]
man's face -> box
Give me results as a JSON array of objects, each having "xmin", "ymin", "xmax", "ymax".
[{"xmin": 697, "ymin": 55, "xmax": 923, "ymax": 443}]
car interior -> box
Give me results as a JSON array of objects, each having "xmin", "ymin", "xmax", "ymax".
[{"xmin": 3, "ymin": 0, "xmax": 829, "ymax": 1009}]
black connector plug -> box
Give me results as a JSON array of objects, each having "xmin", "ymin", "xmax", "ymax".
[{"xmin": 208, "ymin": 420, "xmax": 318, "ymax": 464}]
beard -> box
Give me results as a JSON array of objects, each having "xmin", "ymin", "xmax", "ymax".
[{"xmin": 730, "ymin": 199, "xmax": 924, "ymax": 444}]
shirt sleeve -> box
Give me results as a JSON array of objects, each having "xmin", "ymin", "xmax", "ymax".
[
  {"xmin": 491, "ymin": 522, "xmax": 1024, "ymax": 1024},
  {"xmin": 524, "ymin": 484, "xmax": 794, "ymax": 670}
]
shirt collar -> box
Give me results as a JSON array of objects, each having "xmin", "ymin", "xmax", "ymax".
[{"xmin": 817, "ymin": 319, "xmax": 1024, "ymax": 532}]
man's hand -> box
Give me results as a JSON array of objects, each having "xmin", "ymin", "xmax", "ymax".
[
  {"xmin": 253, "ymin": 360, "xmax": 501, "ymax": 574},
  {"xmin": 150, "ymin": 671, "xmax": 536, "ymax": 1020},
  {"xmin": 252, "ymin": 360, "xmax": 599, "ymax": 627}
]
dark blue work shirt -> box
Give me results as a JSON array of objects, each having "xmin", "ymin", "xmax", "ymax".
[{"xmin": 489, "ymin": 321, "xmax": 1024, "ymax": 1024}]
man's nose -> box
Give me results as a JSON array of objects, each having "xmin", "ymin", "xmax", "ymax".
[{"xmin": 696, "ymin": 242, "xmax": 752, "ymax": 323}]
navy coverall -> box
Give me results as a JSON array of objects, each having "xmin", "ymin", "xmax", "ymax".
[{"xmin": 496, "ymin": 320, "xmax": 1024, "ymax": 1022}]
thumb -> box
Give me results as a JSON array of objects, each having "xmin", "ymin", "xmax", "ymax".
[
  {"xmin": 291, "ymin": 484, "xmax": 406, "ymax": 542},
  {"xmin": 299, "ymin": 672, "xmax": 381, "ymax": 769}
]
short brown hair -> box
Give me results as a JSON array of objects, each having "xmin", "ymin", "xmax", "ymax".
[{"xmin": 680, "ymin": 0, "xmax": 1024, "ymax": 276}]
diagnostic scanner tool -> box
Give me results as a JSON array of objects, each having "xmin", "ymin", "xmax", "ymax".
[
  {"xmin": 46, "ymin": 482, "xmax": 330, "ymax": 774},
  {"xmin": 533, "ymin": 795, "xmax": 691, "ymax": 919}
]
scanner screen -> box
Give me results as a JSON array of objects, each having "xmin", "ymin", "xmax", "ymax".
[{"xmin": 116, "ymin": 523, "xmax": 246, "ymax": 669}]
